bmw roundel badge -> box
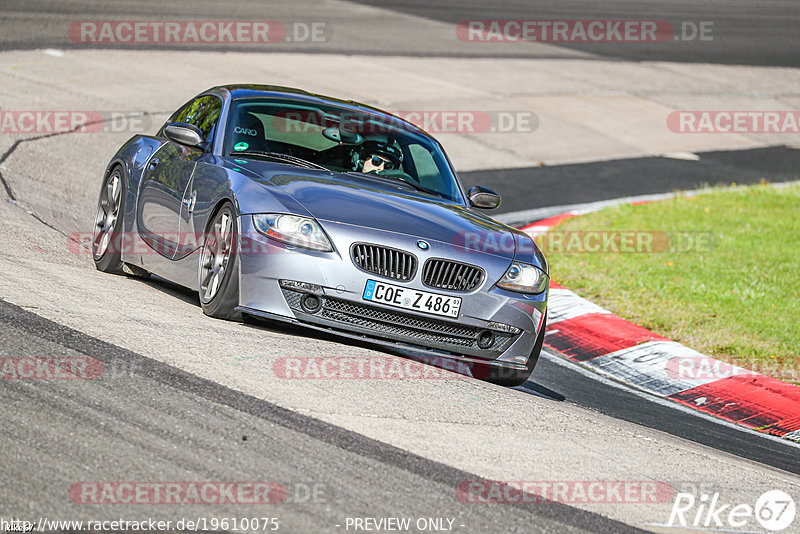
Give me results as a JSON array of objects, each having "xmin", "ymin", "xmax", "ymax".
[{"xmin": 416, "ymin": 240, "xmax": 430, "ymax": 250}]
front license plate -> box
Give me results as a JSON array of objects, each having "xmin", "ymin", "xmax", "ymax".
[{"xmin": 362, "ymin": 279, "xmax": 461, "ymax": 318}]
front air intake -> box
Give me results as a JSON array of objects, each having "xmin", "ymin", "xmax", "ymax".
[
  {"xmin": 351, "ymin": 243, "xmax": 417, "ymax": 281},
  {"xmin": 422, "ymin": 258, "xmax": 484, "ymax": 292}
]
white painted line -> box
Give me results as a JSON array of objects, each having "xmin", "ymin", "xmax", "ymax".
[
  {"xmin": 521, "ymin": 224, "xmax": 555, "ymax": 237},
  {"xmin": 496, "ymin": 180, "xmax": 800, "ymax": 227},
  {"xmin": 585, "ymin": 341, "xmax": 729, "ymax": 397},
  {"xmin": 496, "ymin": 192, "xmax": 684, "ymax": 226},
  {"xmin": 547, "ymin": 288, "xmax": 610, "ymax": 324},
  {"xmin": 507, "ymin": 181, "xmax": 800, "ymax": 444},
  {"xmin": 660, "ymin": 151, "xmax": 700, "ymax": 161},
  {"xmin": 784, "ymin": 430, "xmax": 800, "ymax": 442},
  {"xmin": 539, "ymin": 349, "xmax": 800, "ymax": 450}
]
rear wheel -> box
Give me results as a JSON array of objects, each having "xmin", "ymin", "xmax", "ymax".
[
  {"xmin": 198, "ymin": 202, "xmax": 241, "ymax": 320},
  {"xmin": 93, "ymin": 167, "xmax": 126, "ymax": 274},
  {"xmin": 478, "ymin": 314, "xmax": 547, "ymax": 387}
]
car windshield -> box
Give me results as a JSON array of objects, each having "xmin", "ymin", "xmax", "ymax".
[{"xmin": 225, "ymin": 97, "xmax": 463, "ymax": 202}]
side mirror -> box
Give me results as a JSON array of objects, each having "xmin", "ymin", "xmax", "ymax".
[
  {"xmin": 467, "ymin": 186, "xmax": 501, "ymax": 209},
  {"xmin": 165, "ymin": 122, "xmax": 205, "ymax": 149}
]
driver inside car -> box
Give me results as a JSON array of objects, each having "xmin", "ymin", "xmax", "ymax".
[{"xmin": 353, "ymin": 140, "xmax": 403, "ymax": 174}]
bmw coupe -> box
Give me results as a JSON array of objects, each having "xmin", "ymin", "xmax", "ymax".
[{"xmin": 93, "ymin": 85, "xmax": 549, "ymax": 386}]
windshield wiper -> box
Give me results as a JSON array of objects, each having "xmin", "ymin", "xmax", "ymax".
[
  {"xmin": 347, "ymin": 171, "xmax": 445, "ymax": 198},
  {"xmin": 232, "ymin": 150, "xmax": 328, "ymax": 171}
]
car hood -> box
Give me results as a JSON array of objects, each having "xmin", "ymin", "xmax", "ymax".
[{"xmin": 234, "ymin": 162, "xmax": 519, "ymax": 261}]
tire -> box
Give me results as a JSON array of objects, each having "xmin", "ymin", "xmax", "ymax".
[
  {"xmin": 478, "ymin": 314, "xmax": 547, "ymax": 387},
  {"xmin": 93, "ymin": 166, "xmax": 126, "ymax": 274},
  {"xmin": 198, "ymin": 202, "xmax": 241, "ymax": 320}
]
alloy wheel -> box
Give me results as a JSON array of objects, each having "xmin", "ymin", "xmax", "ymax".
[
  {"xmin": 93, "ymin": 172, "xmax": 122, "ymax": 259},
  {"xmin": 200, "ymin": 210, "xmax": 233, "ymax": 302}
]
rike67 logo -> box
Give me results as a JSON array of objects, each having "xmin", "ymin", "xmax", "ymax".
[{"xmin": 667, "ymin": 490, "xmax": 796, "ymax": 532}]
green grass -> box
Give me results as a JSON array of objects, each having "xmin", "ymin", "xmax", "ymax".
[{"xmin": 545, "ymin": 182, "xmax": 800, "ymax": 384}]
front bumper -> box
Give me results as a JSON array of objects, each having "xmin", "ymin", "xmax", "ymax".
[{"xmin": 236, "ymin": 216, "xmax": 547, "ymax": 369}]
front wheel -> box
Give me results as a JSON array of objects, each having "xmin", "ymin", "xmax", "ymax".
[
  {"xmin": 198, "ymin": 202, "xmax": 241, "ymax": 321},
  {"xmin": 93, "ymin": 167, "xmax": 126, "ymax": 274},
  {"xmin": 477, "ymin": 314, "xmax": 547, "ymax": 387}
]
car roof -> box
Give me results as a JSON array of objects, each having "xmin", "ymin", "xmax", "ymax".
[{"xmin": 204, "ymin": 84, "xmax": 426, "ymax": 135}]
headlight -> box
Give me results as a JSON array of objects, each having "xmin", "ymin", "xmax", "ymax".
[
  {"xmin": 496, "ymin": 262, "xmax": 548, "ymax": 294},
  {"xmin": 252, "ymin": 214, "xmax": 333, "ymax": 252}
]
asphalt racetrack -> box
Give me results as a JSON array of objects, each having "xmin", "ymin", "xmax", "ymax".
[{"xmin": 1, "ymin": 1, "xmax": 799, "ymax": 533}]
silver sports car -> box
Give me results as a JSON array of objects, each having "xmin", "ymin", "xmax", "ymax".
[{"xmin": 93, "ymin": 85, "xmax": 549, "ymax": 386}]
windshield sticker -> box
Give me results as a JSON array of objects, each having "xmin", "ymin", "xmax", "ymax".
[{"xmin": 234, "ymin": 142, "xmax": 249, "ymax": 151}]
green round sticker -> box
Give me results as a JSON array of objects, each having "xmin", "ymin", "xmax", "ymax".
[{"xmin": 234, "ymin": 142, "xmax": 249, "ymax": 151}]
